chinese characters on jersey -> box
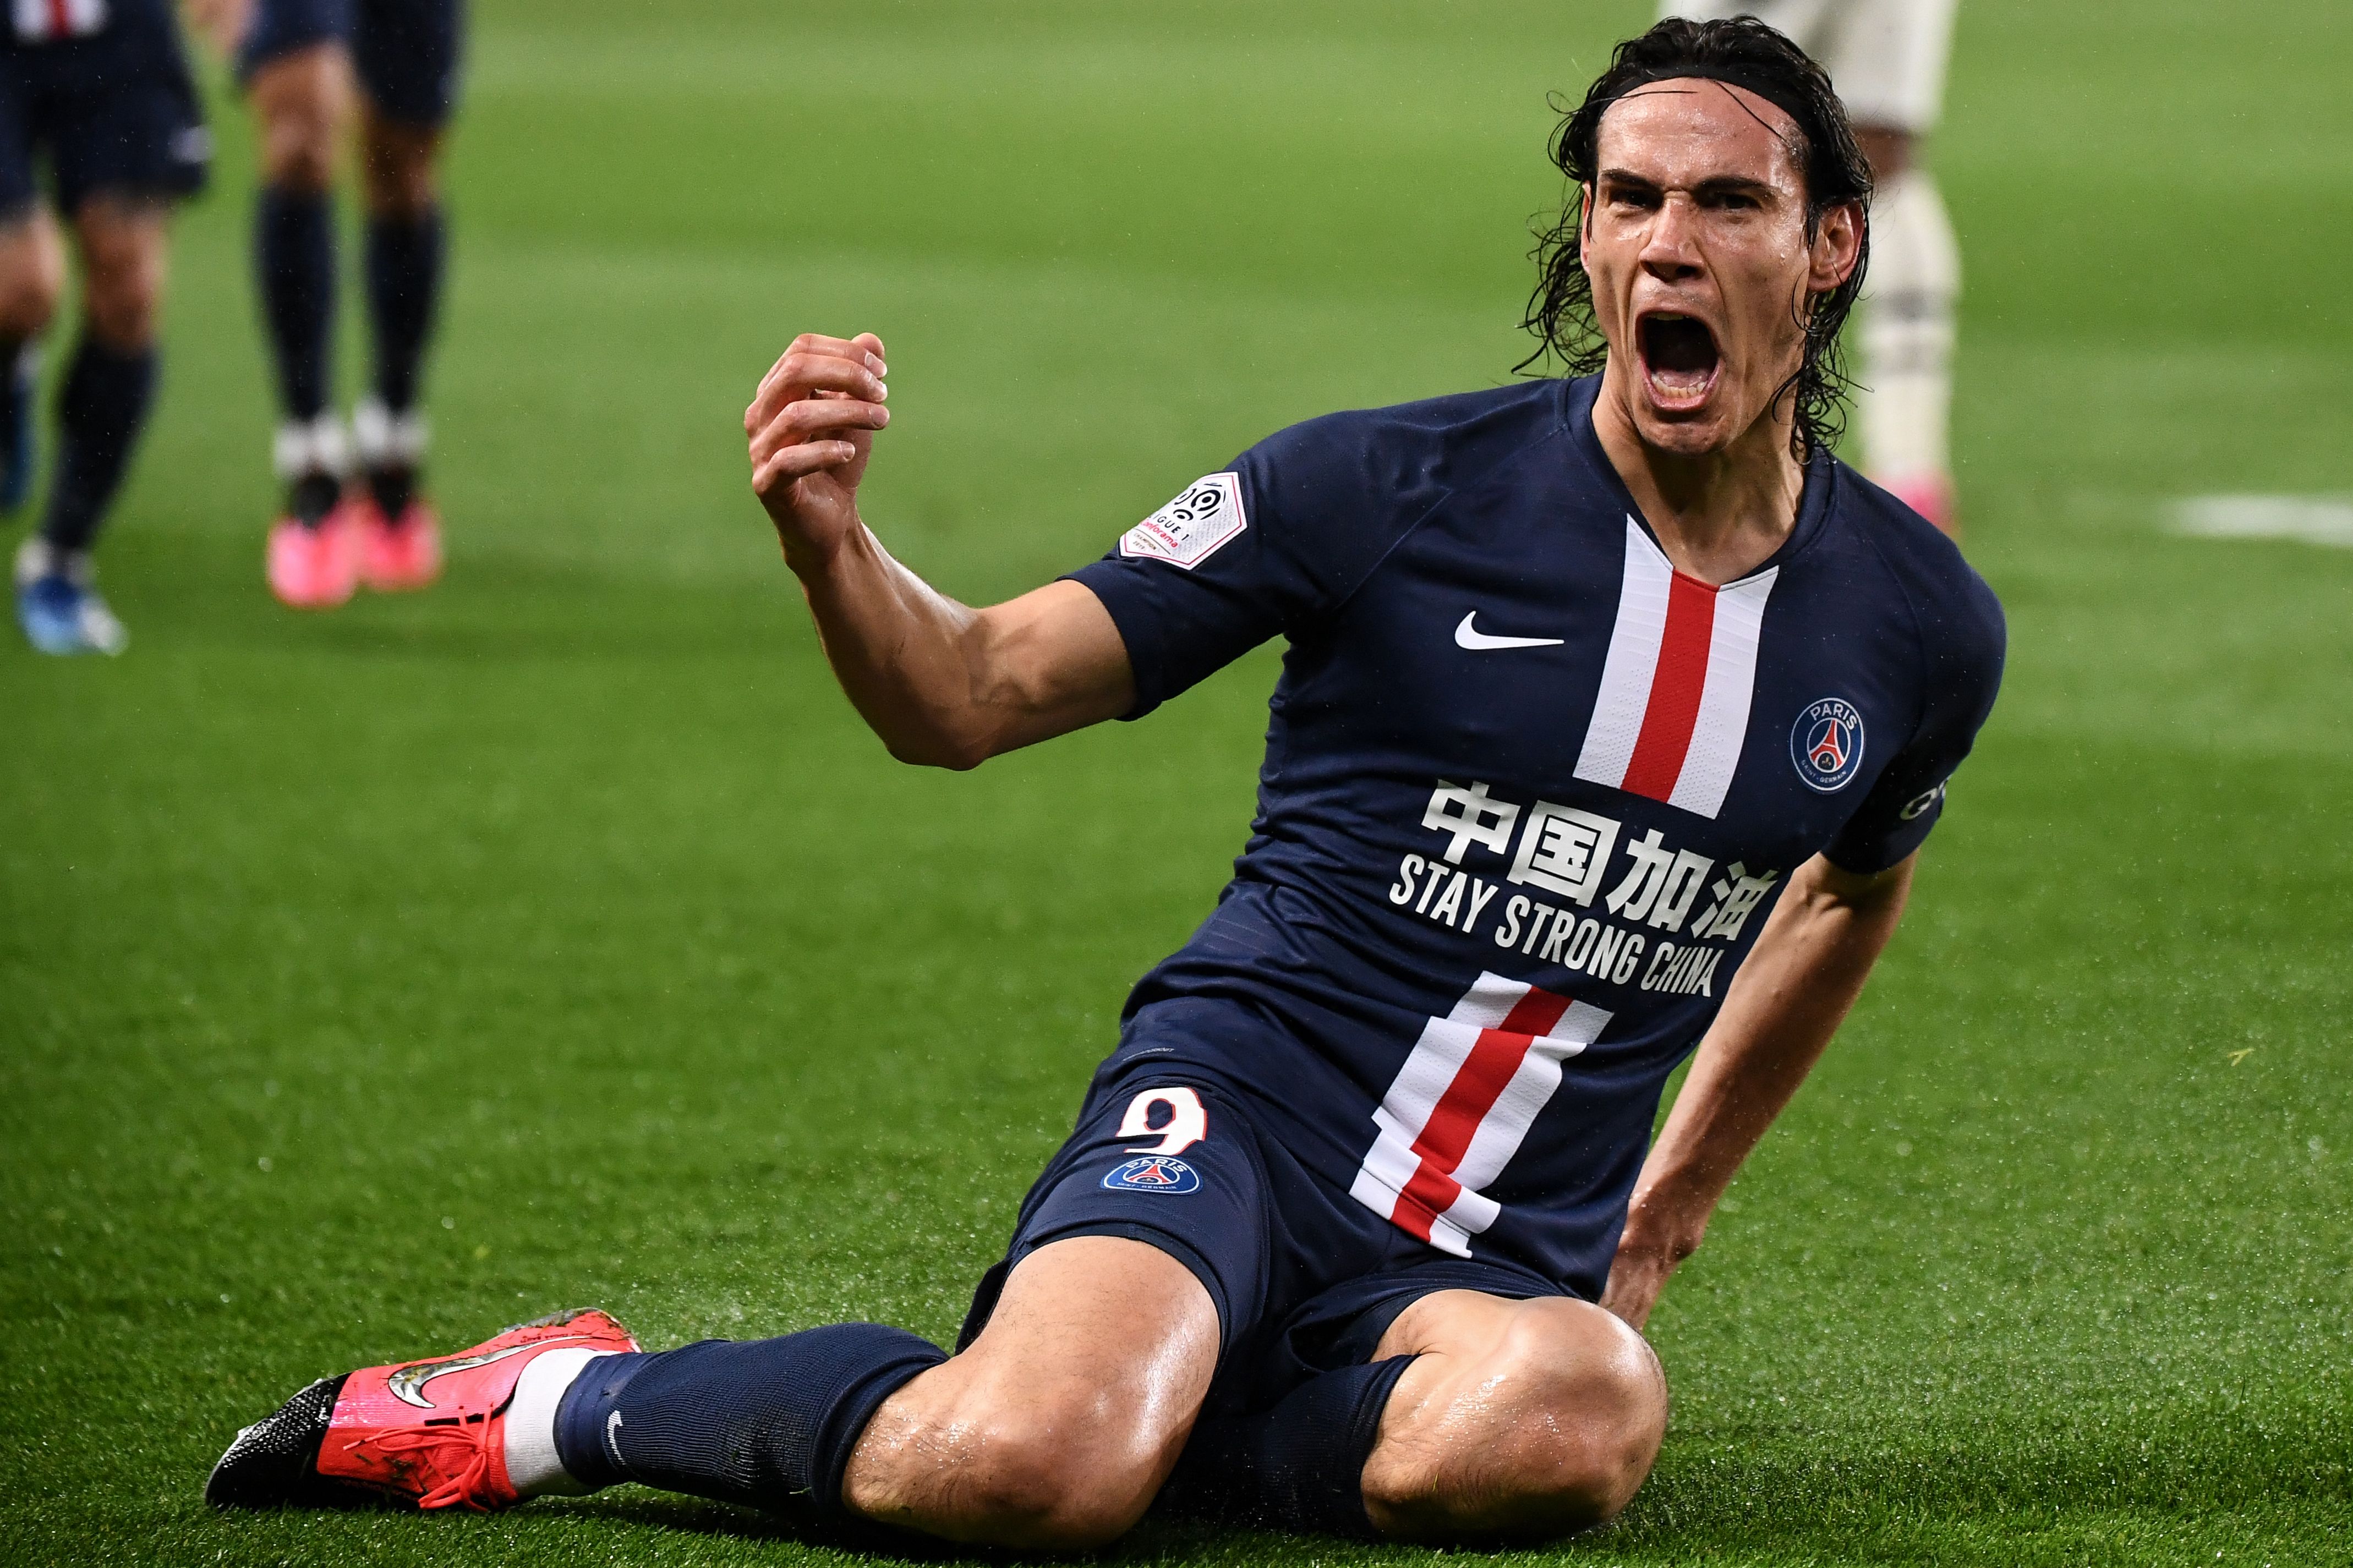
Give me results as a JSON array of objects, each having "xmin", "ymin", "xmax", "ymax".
[{"xmin": 1389, "ymin": 779, "xmax": 1782, "ymax": 997}]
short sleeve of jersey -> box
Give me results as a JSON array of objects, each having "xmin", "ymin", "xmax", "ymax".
[
  {"xmin": 1825, "ymin": 568, "xmax": 2007, "ymax": 874},
  {"xmin": 1064, "ymin": 408, "xmax": 1447, "ymax": 719}
]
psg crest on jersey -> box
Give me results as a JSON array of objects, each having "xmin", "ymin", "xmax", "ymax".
[
  {"xmin": 1790, "ymin": 698, "xmax": 1865, "ymax": 793},
  {"xmin": 1102, "ymin": 1156, "xmax": 1201, "ymax": 1194}
]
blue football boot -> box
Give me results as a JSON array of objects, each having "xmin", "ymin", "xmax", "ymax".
[{"xmin": 14, "ymin": 536, "xmax": 127, "ymax": 656}]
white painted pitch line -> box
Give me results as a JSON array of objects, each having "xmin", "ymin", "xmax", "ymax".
[{"xmin": 2171, "ymin": 495, "xmax": 2353, "ymax": 549}]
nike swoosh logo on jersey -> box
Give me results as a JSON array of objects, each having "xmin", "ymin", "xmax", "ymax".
[
  {"xmin": 385, "ymin": 1336, "xmax": 594, "ymax": 1409},
  {"xmin": 1454, "ymin": 611, "xmax": 1564, "ymax": 651}
]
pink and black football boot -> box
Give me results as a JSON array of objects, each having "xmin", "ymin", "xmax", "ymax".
[
  {"xmin": 266, "ymin": 416, "xmax": 363, "ymax": 610},
  {"xmin": 351, "ymin": 399, "xmax": 441, "ymax": 593},
  {"xmin": 352, "ymin": 489, "xmax": 444, "ymax": 593},
  {"xmin": 206, "ymin": 1307, "xmax": 639, "ymax": 1511},
  {"xmin": 266, "ymin": 498, "xmax": 362, "ymax": 610}
]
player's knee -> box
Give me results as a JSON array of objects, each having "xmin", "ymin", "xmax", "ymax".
[
  {"xmin": 852, "ymin": 1383, "xmax": 1161, "ymax": 1549},
  {"xmin": 253, "ymin": 52, "xmax": 348, "ymax": 193},
  {"xmin": 83, "ymin": 276, "xmax": 160, "ymax": 350},
  {"xmin": 0, "ymin": 239, "xmax": 62, "ymax": 339},
  {"xmin": 77, "ymin": 236, "xmax": 164, "ymax": 350},
  {"xmin": 262, "ymin": 119, "xmax": 338, "ymax": 193},
  {"xmin": 1372, "ymin": 1301, "xmax": 1665, "ymax": 1540},
  {"xmin": 359, "ymin": 125, "xmax": 440, "ymax": 218},
  {"xmin": 1507, "ymin": 1307, "xmax": 1662, "ymax": 1521},
  {"xmin": 947, "ymin": 1415, "xmax": 1157, "ymax": 1548},
  {"xmin": 1476, "ymin": 1302, "xmax": 1662, "ymax": 1529}
]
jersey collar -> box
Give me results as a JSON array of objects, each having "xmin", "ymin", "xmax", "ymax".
[{"xmin": 1560, "ymin": 372, "xmax": 1834, "ymax": 585}]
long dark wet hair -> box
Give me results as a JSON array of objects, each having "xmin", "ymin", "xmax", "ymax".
[{"xmin": 1519, "ymin": 17, "xmax": 1874, "ymax": 457}]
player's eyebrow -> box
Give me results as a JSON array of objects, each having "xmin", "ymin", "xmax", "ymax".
[
  {"xmin": 1596, "ymin": 167, "xmax": 1663, "ymax": 192},
  {"xmin": 1690, "ymin": 174, "xmax": 1780, "ymax": 201},
  {"xmin": 1595, "ymin": 169, "xmax": 1780, "ymax": 200}
]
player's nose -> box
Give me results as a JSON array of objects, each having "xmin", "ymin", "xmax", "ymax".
[{"xmin": 1637, "ymin": 196, "xmax": 1705, "ymax": 278}]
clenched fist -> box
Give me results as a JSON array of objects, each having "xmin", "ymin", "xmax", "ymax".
[{"xmin": 745, "ymin": 331, "xmax": 890, "ymax": 575}]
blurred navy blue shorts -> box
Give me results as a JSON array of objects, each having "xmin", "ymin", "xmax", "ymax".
[
  {"xmin": 957, "ymin": 1050, "xmax": 1571, "ymax": 1416},
  {"xmin": 0, "ymin": 4, "xmax": 210, "ymax": 216},
  {"xmin": 239, "ymin": 0, "xmax": 464, "ymax": 128}
]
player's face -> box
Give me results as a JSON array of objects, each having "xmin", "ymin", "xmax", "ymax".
[{"xmin": 1580, "ymin": 81, "xmax": 1860, "ymax": 458}]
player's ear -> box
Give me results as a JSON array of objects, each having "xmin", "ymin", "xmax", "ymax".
[
  {"xmin": 1577, "ymin": 183, "xmax": 1597, "ymax": 265},
  {"xmin": 1808, "ymin": 200, "xmax": 1863, "ymax": 294}
]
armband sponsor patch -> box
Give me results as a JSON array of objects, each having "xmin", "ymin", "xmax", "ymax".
[
  {"xmin": 1119, "ymin": 473, "xmax": 1246, "ymax": 569},
  {"xmin": 1898, "ymin": 781, "xmax": 1946, "ymax": 821}
]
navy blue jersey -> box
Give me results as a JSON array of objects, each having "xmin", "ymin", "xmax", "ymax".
[{"xmin": 1066, "ymin": 372, "xmax": 2004, "ymax": 1296}]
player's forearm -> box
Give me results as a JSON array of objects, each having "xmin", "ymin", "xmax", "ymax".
[
  {"xmin": 1622, "ymin": 853, "xmax": 1913, "ymax": 1257},
  {"xmin": 790, "ymin": 522, "xmax": 999, "ymax": 768},
  {"xmin": 792, "ymin": 523, "xmax": 1133, "ymax": 770}
]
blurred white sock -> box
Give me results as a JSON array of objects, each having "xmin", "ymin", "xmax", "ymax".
[
  {"xmin": 271, "ymin": 412, "xmax": 349, "ymax": 483},
  {"xmin": 504, "ymin": 1347, "xmax": 613, "ymax": 1498},
  {"xmin": 1860, "ymin": 169, "xmax": 1960, "ymax": 480}
]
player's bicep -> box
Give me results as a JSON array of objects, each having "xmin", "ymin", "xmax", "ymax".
[{"xmin": 967, "ymin": 579, "xmax": 1136, "ymax": 756}]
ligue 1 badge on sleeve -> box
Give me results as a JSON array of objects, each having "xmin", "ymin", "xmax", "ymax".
[
  {"xmin": 1119, "ymin": 473, "xmax": 1247, "ymax": 569},
  {"xmin": 1790, "ymin": 698, "xmax": 1865, "ymax": 793}
]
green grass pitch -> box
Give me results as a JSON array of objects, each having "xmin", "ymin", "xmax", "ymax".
[{"xmin": 4, "ymin": 1, "xmax": 2349, "ymax": 1562}]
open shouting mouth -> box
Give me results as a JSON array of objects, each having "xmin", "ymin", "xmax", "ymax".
[{"xmin": 1637, "ymin": 311, "xmax": 1721, "ymax": 412}]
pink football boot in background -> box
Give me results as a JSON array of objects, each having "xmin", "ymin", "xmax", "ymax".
[
  {"xmin": 267, "ymin": 502, "xmax": 362, "ymax": 610},
  {"xmin": 354, "ymin": 492, "xmax": 444, "ymax": 593}
]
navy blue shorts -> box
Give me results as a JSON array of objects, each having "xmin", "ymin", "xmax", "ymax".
[
  {"xmin": 958, "ymin": 1055, "xmax": 1571, "ymax": 1416},
  {"xmin": 0, "ymin": 10, "xmax": 210, "ymax": 215},
  {"xmin": 239, "ymin": 0, "xmax": 464, "ymax": 128}
]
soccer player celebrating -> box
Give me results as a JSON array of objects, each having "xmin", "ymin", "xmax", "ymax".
[
  {"xmin": 3, "ymin": 0, "xmax": 210, "ymax": 655},
  {"xmin": 1667, "ymin": 0, "xmax": 1963, "ymax": 533},
  {"xmin": 211, "ymin": 19, "xmax": 2003, "ymax": 1546},
  {"xmin": 190, "ymin": 0, "xmax": 461, "ymax": 607}
]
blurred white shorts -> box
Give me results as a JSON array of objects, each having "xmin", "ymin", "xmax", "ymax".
[{"xmin": 1659, "ymin": 0, "xmax": 1958, "ymax": 133}]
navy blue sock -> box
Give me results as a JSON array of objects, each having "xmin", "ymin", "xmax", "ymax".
[
  {"xmin": 256, "ymin": 185, "xmax": 335, "ymax": 421},
  {"xmin": 364, "ymin": 207, "xmax": 443, "ymax": 414},
  {"xmin": 0, "ymin": 336, "xmax": 29, "ymax": 511},
  {"xmin": 0, "ymin": 336, "xmax": 24, "ymax": 437},
  {"xmin": 1158, "ymin": 1355, "xmax": 1418, "ymax": 1539},
  {"xmin": 39, "ymin": 338, "xmax": 156, "ymax": 555},
  {"xmin": 552, "ymin": 1325, "xmax": 946, "ymax": 1515}
]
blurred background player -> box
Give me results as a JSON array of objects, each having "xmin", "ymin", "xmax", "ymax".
[
  {"xmin": 1663, "ymin": 1, "xmax": 1961, "ymax": 534},
  {"xmin": 192, "ymin": 0, "xmax": 461, "ymax": 607},
  {"xmin": 3, "ymin": 0, "xmax": 210, "ymax": 655}
]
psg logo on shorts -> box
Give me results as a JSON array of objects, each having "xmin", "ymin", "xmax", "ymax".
[
  {"xmin": 1789, "ymin": 698, "xmax": 1865, "ymax": 793},
  {"xmin": 1102, "ymin": 1156, "xmax": 1200, "ymax": 1194}
]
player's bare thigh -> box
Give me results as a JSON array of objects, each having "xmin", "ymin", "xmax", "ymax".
[
  {"xmin": 0, "ymin": 205, "xmax": 65, "ymax": 341},
  {"xmin": 1364, "ymin": 1288, "xmax": 1666, "ymax": 1541},
  {"xmin": 841, "ymin": 1234, "xmax": 1219, "ymax": 1550},
  {"xmin": 249, "ymin": 41, "xmax": 352, "ymax": 193}
]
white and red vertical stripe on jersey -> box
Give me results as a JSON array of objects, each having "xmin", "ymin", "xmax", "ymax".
[
  {"xmin": 12, "ymin": 0, "xmax": 108, "ymax": 43},
  {"xmin": 1574, "ymin": 516, "xmax": 1778, "ymax": 821},
  {"xmin": 1350, "ymin": 972, "xmax": 1613, "ymax": 1258}
]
